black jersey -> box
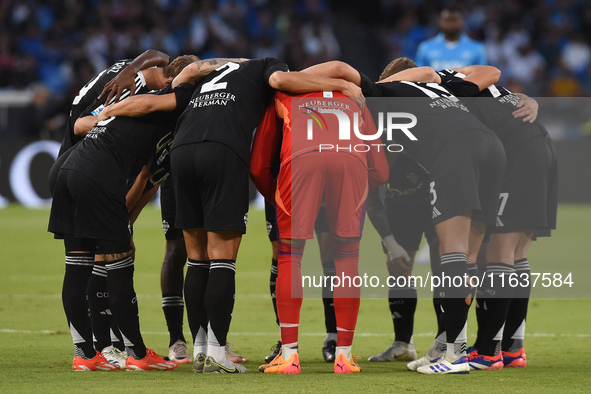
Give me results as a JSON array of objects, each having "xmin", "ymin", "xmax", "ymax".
[
  {"xmin": 60, "ymin": 85, "xmax": 194, "ymax": 188},
  {"xmin": 360, "ymin": 73, "xmax": 492, "ymax": 157},
  {"xmin": 437, "ymin": 69, "xmax": 549, "ymax": 149},
  {"xmin": 383, "ymin": 152, "xmax": 430, "ymax": 207},
  {"xmin": 59, "ymin": 59, "xmax": 153, "ymax": 156},
  {"xmin": 172, "ymin": 58, "xmax": 289, "ymax": 164}
]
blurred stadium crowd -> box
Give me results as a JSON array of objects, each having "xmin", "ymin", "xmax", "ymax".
[{"xmin": 0, "ymin": 0, "xmax": 589, "ymax": 139}]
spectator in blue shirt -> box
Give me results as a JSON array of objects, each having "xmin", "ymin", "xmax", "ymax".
[{"xmin": 415, "ymin": 5, "xmax": 486, "ymax": 70}]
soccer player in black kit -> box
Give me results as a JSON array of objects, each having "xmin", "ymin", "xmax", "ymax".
[
  {"xmin": 434, "ymin": 68, "xmax": 557, "ymax": 370},
  {"xmin": 301, "ymin": 60, "xmax": 505, "ymax": 374},
  {"xmin": 48, "ymin": 86, "xmax": 190, "ymax": 371},
  {"xmin": 50, "ymin": 50, "xmax": 199, "ymax": 369},
  {"xmin": 58, "ymin": 49, "xmax": 171, "ymax": 157},
  {"xmin": 99, "ymin": 58, "xmax": 363, "ymax": 373},
  {"xmin": 48, "ymin": 57, "xmax": 231, "ymax": 371},
  {"xmin": 369, "ymin": 59, "xmax": 555, "ymax": 372}
]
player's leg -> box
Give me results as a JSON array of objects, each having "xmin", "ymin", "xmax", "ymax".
[
  {"xmin": 49, "ymin": 168, "xmax": 120, "ymax": 371},
  {"xmin": 260, "ymin": 153, "xmax": 323, "ymax": 374},
  {"xmin": 202, "ymin": 230, "xmax": 242, "ymax": 368},
  {"xmin": 368, "ymin": 250, "xmax": 418, "ymax": 361},
  {"xmin": 501, "ymin": 231, "xmax": 533, "ymax": 367},
  {"xmin": 92, "ymin": 223, "xmax": 175, "ymax": 373},
  {"xmin": 87, "ymin": 253, "xmax": 127, "ymax": 367},
  {"xmin": 331, "ymin": 234, "xmax": 362, "ymax": 373},
  {"xmin": 170, "ymin": 142, "xmax": 242, "ymax": 373},
  {"xmin": 470, "ymin": 235, "xmax": 488, "ymax": 353},
  {"xmin": 182, "ymin": 227, "xmax": 210, "ymax": 371},
  {"xmin": 87, "ymin": 254, "xmax": 111, "ymax": 355},
  {"xmin": 178, "ymin": 142, "xmax": 249, "ymax": 374},
  {"xmin": 469, "ymin": 231, "xmax": 522, "ymax": 371},
  {"xmin": 169, "ymin": 149, "xmax": 213, "ymax": 371},
  {"xmin": 408, "ymin": 234, "xmax": 449, "ymax": 371},
  {"xmin": 417, "ymin": 129, "xmax": 505, "ymax": 375},
  {"xmin": 260, "ymin": 237, "xmax": 306, "ymax": 374},
  {"xmin": 162, "ymin": 238, "xmax": 191, "ymax": 363},
  {"xmin": 82, "ymin": 173, "xmax": 175, "ymax": 371},
  {"xmin": 49, "ymin": 170, "xmax": 96, "ymax": 364},
  {"xmin": 323, "ymin": 152, "xmax": 367, "ymax": 373},
  {"xmin": 159, "ymin": 178, "xmax": 191, "ymax": 364},
  {"xmin": 264, "ymin": 200, "xmax": 282, "ymax": 362},
  {"xmin": 100, "ymin": 245, "xmax": 174, "ymax": 371},
  {"xmin": 315, "ymin": 207, "xmax": 337, "ymax": 362},
  {"xmin": 369, "ymin": 199, "xmax": 423, "ymax": 362},
  {"xmin": 62, "ymin": 237, "xmax": 117, "ymax": 370},
  {"xmin": 435, "ymin": 213, "xmax": 473, "ymax": 356},
  {"xmin": 502, "ymin": 136, "xmax": 557, "ymax": 367},
  {"xmin": 414, "ymin": 214, "xmax": 478, "ymax": 375},
  {"xmin": 463, "ymin": 132, "xmax": 507, "ymax": 371}
]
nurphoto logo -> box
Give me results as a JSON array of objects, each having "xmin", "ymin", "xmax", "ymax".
[{"xmin": 302, "ymin": 106, "xmax": 418, "ymax": 152}]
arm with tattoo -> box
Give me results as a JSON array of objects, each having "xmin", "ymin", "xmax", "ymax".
[{"xmin": 171, "ymin": 58, "xmax": 248, "ymax": 88}]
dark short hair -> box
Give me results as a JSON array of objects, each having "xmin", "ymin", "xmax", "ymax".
[
  {"xmin": 379, "ymin": 57, "xmax": 418, "ymax": 80},
  {"xmin": 163, "ymin": 55, "xmax": 200, "ymax": 78},
  {"xmin": 441, "ymin": 3, "xmax": 465, "ymax": 17}
]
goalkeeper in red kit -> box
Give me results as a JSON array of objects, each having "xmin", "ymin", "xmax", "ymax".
[{"xmin": 251, "ymin": 90, "xmax": 389, "ymax": 374}]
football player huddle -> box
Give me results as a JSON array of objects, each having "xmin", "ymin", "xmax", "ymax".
[{"xmin": 48, "ymin": 49, "xmax": 556, "ymax": 376}]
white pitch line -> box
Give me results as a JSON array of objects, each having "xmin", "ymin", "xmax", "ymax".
[{"xmin": 2, "ymin": 329, "xmax": 590, "ymax": 338}]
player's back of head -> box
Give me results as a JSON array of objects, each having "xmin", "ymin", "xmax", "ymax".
[
  {"xmin": 164, "ymin": 55, "xmax": 200, "ymax": 78},
  {"xmin": 379, "ymin": 57, "xmax": 418, "ymax": 80}
]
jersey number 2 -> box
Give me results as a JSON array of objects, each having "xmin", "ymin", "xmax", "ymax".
[{"xmin": 200, "ymin": 62, "xmax": 240, "ymax": 93}]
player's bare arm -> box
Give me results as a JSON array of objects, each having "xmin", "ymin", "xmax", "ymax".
[
  {"xmin": 366, "ymin": 188, "xmax": 393, "ymax": 239},
  {"xmin": 99, "ymin": 49, "xmax": 170, "ymax": 104},
  {"xmin": 96, "ymin": 58, "xmax": 249, "ymax": 121},
  {"xmin": 126, "ymin": 166, "xmax": 152, "ymax": 212},
  {"xmin": 74, "ymin": 115, "xmax": 98, "ymax": 136},
  {"xmin": 300, "ymin": 60, "xmax": 362, "ymax": 86},
  {"xmin": 378, "ymin": 67, "xmax": 441, "ymax": 84},
  {"xmin": 171, "ymin": 57, "xmax": 248, "ymax": 88},
  {"xmin": 366, "ymin": 188, "xmax": 410, "ymax": 262},
  {"xmin": 268, "ymin": 70, "xmax": 364, "ymax": 110},
  {"xmin": 452, "ymin": 65, "xmax": 501, "ymax": 91},
  {"xmin": 129, "ymin": 184, "xmax": 160, "ymax": 227},
  {"xmin": 269, "ymin": 69, "xmax": 362, "ymax": 96},
  {"xmin": 97, "ymin": 93, "xmax": 179, "ymax": 122},
  {"xmin": 512, "ymin": 92, "xmax": 539, "ymax": 123}
]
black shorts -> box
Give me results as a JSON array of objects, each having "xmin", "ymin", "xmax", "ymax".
[
  {"xmin": 48, "ymin": 169, "xmax": 131, "ymax": 254},
  {"xmin": 489, "ymin": 136, "xmax": 558, "ymax": 233},
  {"xmin": 160, "ymin": 177, "xmax": 184, "ymax": 240},
  {"xmin": 384, "ymin": 198, "xmax": 432, "ymax": 252},
  {"xmin": 419, "ymin": 128, "xmax": 505, "ymax": 226},
  {"xmin": 265, "ymin": 200, "xmax": 279, "ymax": 242},
  {"xmin": 48, "ymin": 146, "xmax": 72, "ymax": 197},
  {"xmin": 172, "ymin": 142, "xmax": 249, "ymax": 233}
]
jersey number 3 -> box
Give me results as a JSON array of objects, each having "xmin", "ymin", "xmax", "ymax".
[{"xmin": 200, "ymin": 62, "xmax": 240, "ymax": 93}]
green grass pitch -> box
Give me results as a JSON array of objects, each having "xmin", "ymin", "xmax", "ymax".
[{"xmin": 1, "ymin": 204, "xmax": 590, "ymax": 392}]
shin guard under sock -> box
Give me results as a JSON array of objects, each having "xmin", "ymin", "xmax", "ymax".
[
  {"xmin": 331, "ymin": 238, "xmax": 361, "ymax": 347},
  {"xmin": 63, "ymin": 252, "xmax": 95, "ymax": 358},
  {"xmin": 105, "ymin": 256, "xmax": 146, "ymax": 359},
  {"xmin": 184, "ymin": 259, "xmax": 210, "ymax": 347},
  {"xmin": 204, "ymin": 260, "xmax": 236, "ymax": 348},
  {"xmin": 276, "ymin": 242, "xmax": 304, "ymax": 346}
]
